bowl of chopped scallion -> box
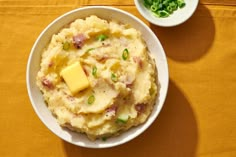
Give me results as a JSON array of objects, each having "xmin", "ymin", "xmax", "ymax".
[{"xmin": 134, "ymin": 0, "xmax": 199, "ymax": 27}]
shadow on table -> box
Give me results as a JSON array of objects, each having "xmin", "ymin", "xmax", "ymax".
[
  {"xmin": 62, "ymin": 80, "xmax": 198, "ymax": 157},
  {"xmin": 150, "ymin": 5, "xmax": 215, "ymax": 62}
]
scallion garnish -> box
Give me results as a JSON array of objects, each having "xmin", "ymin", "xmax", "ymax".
[
  {"xmin": 92, "ymin": 66, "xmax": 97, "ymax": 77},
  {"xmin": 62, "ymin": 41, "xmax": 70, "ymax": 50},
  {"xmin": 87, "ymin": 95, "xmax": 95, "ymax": 105},
  {"xmin": 177, "ymin": 0, "xmax": 186, "ymax": 8},
  {"xmin": 143, "ymin": 0, "xmax": 186, "ymax": 18},
  {"xmin": 111, "ymin": 73, "xmax": 118, "ymax": 82},
  {"xmin": 122, "ymin": 48, "xmax": 129, "ymax": 60},
  {"xmin": 116, "ymin": 114, "xmax": 129, "ymax": 124},
  {"xmin": 101, "ymin": 137, "xmax": 107, "ymax": 141},
  {"xmin": 85, "ymin": 48, "xmax": 95, "ymax": 53},
  {"xmin": 97, "ymin": 34, "xmax": 108, "ymax": 41}
]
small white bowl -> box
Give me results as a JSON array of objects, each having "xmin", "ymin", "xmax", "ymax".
[
  {"xmin": 26, "ymin": 6, "xmax": 169, "ymax": 148},
  {"xmin": 134, "ymin": 0, "xmax": 199, "ymax": 27}
]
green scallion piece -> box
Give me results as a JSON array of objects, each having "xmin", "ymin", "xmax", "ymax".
[
  {"xmin": 157, "ymin": 10, "xmax": 169, "ymax": 18},
  {"xmin": 150, "ymin": 3, "xmax": 158, "ymax": 12},
  {"xmin": 101, "ymin": 137, "xmax": 107, "ymax": 141},
  {"xmin": 177, "ymin": 0, "xmax": 186, "ymax": 8},
  {"xmin": 92, "ymin": 66, "xmax": 97, "ymax": 77},
  {"xmin": 62, "ymin": 41, "xmax": 70, "ymax": 50},
  {"xmin": 158, "ymin": 3, "xmax": 163, "ymax": 10},
  {"xmin": 166, "ymin": 6, "xmax": 173, "ymax": 14},
  {"xmin": 144, "ymin": 0, "xmax": 153, "ymax": 6},
  {"xmin": 87, "ymin": 95, "xmax": 95, "ymax": 105},
  {"xmin": 111, "ymin": 73, "xmax": 118, "ymax": 82},
  {"xmin": 171, "ymin": 2, "xmax": 178, "ymax": 11},
  {"xmin": 116, "ymin": 114, "xmax": 129, "ymax": 124},
  {"xmin": 122, "ymin": 48, "xmax": 129, "ymax": 60},
  {"xmin": 143, "ymin": 0, "xmax": 186, "ymax": 18},
  {"xmin": 163, "ymin": 0, "xmax": 169, "ymax": 7},
  {"xmin": 85, "ymin": 48, "xmax": 95, "ymax": 53},
  {"xmin": 97, "ymin": 34, "xmax": 108, "ymax": 41}
]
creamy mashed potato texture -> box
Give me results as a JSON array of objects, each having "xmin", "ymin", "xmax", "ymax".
[{"xmin": 36, "ymin": 15, "xmax": 159, "ymax": 140}]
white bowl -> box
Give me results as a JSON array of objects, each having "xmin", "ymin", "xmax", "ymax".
[
  {"xmin": 26, "ymin": 6, "xmax": 169, "ymax": 148},
  {"xmin": 134, "ymin": 0, "xmax": 199, "ymax": 27}
]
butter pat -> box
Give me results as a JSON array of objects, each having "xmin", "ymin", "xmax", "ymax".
[{"xmin": 60, "ymin": 61, "xmax": 89, "ymax": 95}]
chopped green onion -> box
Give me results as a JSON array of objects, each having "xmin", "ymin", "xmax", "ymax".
[
  {"xmin": 170, "ymin": 2, "xmax": 178, "ymax": 11},
  {"xmin": 166, "ymin": 6, "xmax": 173, "ymax": 14},
  {"xmin": 116, "ymin": 114, "xmax": 129, "ymax": 124},
  {"xmin": 143, "ymin": 0, "xmax": 186, "ymax": 18},
  {"xmin": 122, "ymin": 48, "xmax": 129, "ymax": 60},
  {"xmin": 101, "ymin": 137, "xmax": 107, "ymax": 141},
  {"xmin": 158, "ymin": 3, "xmax": 163, "ymax": 10},
  {"xmin": 92, "ymin": 66, "xmax": 97, "ymax": 77},
  {"xmin": 169, "ymin": 1, "xmax": 176, "ymax": 7},
  {"xmin": 177, "ymin": 0, "xmax": 186, "ymax": 8},
  {"xmin": 144, "ymin": 0, "xmax": 153, "ymax": 7},
  {"xmin": 111, "ymin": 73, "xmax": 118, "ymax": 82},
  {"xmin": 87, "ymin": 95, "xmax": 95, "ymax": 105},
  {"xmin": 157, "ymin": 10, "xmax": 169, "ymax": 18},
  {"xmin": 62, "ymin": 41, "xmax": 70, "ymax": 50},
  {"xmin": 150, "ymin": 2, "xmax": 158, "ymax": 12},
  {"xmin": 163, "ymin": 0, "xmax": 169, "ymax": 7},
  {"xmin": 85, "ymin": 48, "xmax": 95, "ymax": 53},
  {"xmin": 97, "ymin": 34, "xmax": 108, "ymax": 41}
]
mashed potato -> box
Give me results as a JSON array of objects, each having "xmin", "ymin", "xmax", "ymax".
[{"xmin": 36, "ymin": 15, "xmax": 159, "ymax": 140}]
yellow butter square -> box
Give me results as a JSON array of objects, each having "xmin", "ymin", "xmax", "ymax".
[{"xmin": 60, "ymin": 61, "xmax": 89, "ymax": 95}]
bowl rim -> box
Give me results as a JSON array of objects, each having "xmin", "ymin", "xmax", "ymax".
[
  {"xmin": 134, "ymin": 0, "xmax": 199, "ymax": 27},
  {"xmin": 26, "ymin": 6, "xmax": 169, "ymax": 148}
]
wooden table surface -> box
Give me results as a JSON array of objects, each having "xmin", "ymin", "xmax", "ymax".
[{"xmin": 0, "ymin": 0, "xmax": 236, "ymax": 156}]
